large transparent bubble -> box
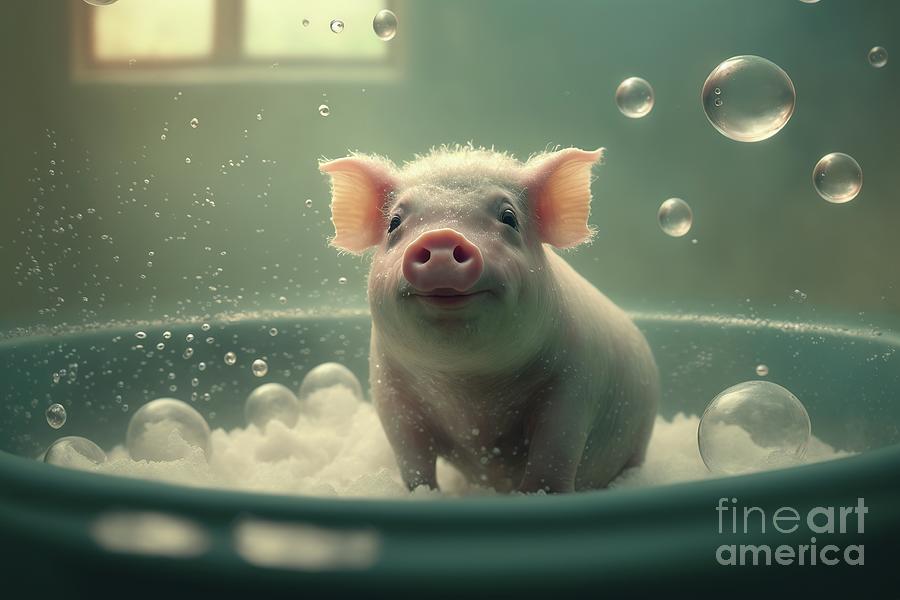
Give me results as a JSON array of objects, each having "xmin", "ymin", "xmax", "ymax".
[
  {"xmin": 701, "ymin": 55, "xmax": 795, "ymax": 142},
  {"xmin": 698, "ymin": 381, "xmax": 810, "ymax": 475},
  {"xmin": 657, "ymin": 198, "xmax": 693, "ymax": 237},
  {"xmin": 245, "ymin": 383, "xmax": 302, "ymax": 429},
  {"xmin": 44, "ymin": 436, "xmax": 107, "ymax": 468},
  {"xmin": 615, "ymin": 77, "xmax": 654, "ymax": 119},
  {"xmin": 299, "ymin": 362, "xmax": 364, "ymax": 402},
  {"xmin": 126, "ymin": 398, "xmax": 211, "ymax": 462}
]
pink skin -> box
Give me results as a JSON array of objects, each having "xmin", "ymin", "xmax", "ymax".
[{"xmin": 321, "ymin": 147, "xmax": 659, "ymax": 493}]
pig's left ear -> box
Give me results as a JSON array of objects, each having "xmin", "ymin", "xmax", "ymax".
[
  {"xmin": 319, "ymin": 154, "xmax": 398, "ymax": 254},
  {"xmin": 523, "ymin": 147, "xmax": 605, "ymax": 248}
]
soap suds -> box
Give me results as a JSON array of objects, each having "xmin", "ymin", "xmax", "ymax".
[{"xmin": 74, "ymin": 386, "xmax": 850, "ymax": 498}]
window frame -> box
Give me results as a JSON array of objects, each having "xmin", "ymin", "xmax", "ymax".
[{"xmin": 70, "ymin": 0, "xmax": 404, "ymax": 84}]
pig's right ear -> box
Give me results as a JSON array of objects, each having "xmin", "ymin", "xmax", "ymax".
[{"xmin": 319, "ymin": 155, "xmax": 398, "ymax": 254}]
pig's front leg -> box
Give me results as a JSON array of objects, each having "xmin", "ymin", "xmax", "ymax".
[
  {"xmin": 517, "ymin": 383, "xmax": 591, "ymax": 494},
  {"xmin": 372, "ymin": 386, "xmax": 439, "ymax": 491}
]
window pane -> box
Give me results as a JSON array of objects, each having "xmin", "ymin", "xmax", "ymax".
[
  {"xmin": 92, "ymin": 0, "xmax": 214, "ymax": 61},
  {"xmin": 243, "ymin": 0, "xmax": 387, "ymax": 60}
]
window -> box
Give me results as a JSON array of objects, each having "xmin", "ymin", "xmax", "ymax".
[{"xmin": 71, "ymin": 0, "xmax": 402, "ymax": 83}]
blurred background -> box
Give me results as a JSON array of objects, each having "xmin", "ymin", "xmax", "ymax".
[{"xmin": 1, "ymin": 0, "xmax": 898, "ymax": 332}]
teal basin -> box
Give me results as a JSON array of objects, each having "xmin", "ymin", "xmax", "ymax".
[{"xmin": 1, "ymin": 312, "xmax": 898, "ymax": 596}]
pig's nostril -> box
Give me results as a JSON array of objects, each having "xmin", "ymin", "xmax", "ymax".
[
  {"xmin": 452, "ymin": 245, "xmax": 469, "ymax": 264},
  {"xmin": 412, "ymin": 247, "xmax": 431, "ymax": 265}
]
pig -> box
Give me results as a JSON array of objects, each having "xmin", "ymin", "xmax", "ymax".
[{"xmin": 319, "ymin": 145, "xmax": 659, "ymax": 493}]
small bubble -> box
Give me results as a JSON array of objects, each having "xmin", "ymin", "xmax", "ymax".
[
  {"xmin": 183, "ymin": 348, "xmax": 194, "ymax": 359},
  {"xmin": 185, "ymin": 157, "xmax": 192, "ymax": 165},
  {"xmin": 813, "ymin": 152, "xmax": 862, "ymax": 203},
  {"xmin": 714, "ymin": 97, "xmax": 723, "ymax": 107},
  {"xmin": 224, "ymin": 351, "xmax": 237, "ymax": 366},
  {"xmin": 278, "ymin": 296, "xmax": 288, "ymax": 305},
  {"xmin": 162, "ymin": 330, "xmax": 171, "ymax": 339},
  {"xmin": 789, "ymin": 289, "xmax": 808, "ymax": 303},
  {"xmin": 160, "ymin": 134, "xmax": 167, "ymax": 141},
  {"xmin": 318, "ymin": 104, "xmax": 331, "ymax": 117},
  {"xmin": 135, "ymin": 331, "xmax": 147, "ymax": 340},
  {"xmin": 615, "ymin": 77, "xmax": 654, "ymax": 118},
  {"xmin": 304, "ymin": 198, "xmax": 313, "ymax": 208},
  {"xmin": 755, "ymin": 364, "xmax": 770, "ymax": 377},
  {"xmin": 330, "ymin": 19, "xmax": 344, "ymax": 33},
  {"xmin": 868, "ymin": 46, "xmax": 888, "ymax": 68},
  {"xmin": 190, "ymin": 117, "xmax": 199, "ymax": 129},
  {"xmin": 252, "ymin": 359, "xmax": 269, "ymax": 377},
  {"xmin": 256, "ymin": 113, "xmax": 263, "ymax": 121},
  {"xmin": 198, "ymin": 361, "xmax": 207, "ymax": 372},
  {"xmin": 301, "ymin": 18, "xmax": 310, "ymax": 27},
  {"xmin": 156, "ymin": 342, "xmax": 165, "ymax": 351},
  {"xmin": 46, "ymin": 404, "xmax": 67, "ymax": 429},
  {"xmin": 186, "ymin": 333, "xmax": 195, "ymax": 342},
  {"xmin": 372, "ymin": 9, "xmax": 398, "ymax": 41},
  {"xmin": 201, "ymin": 323, "xmax": 211, "ymax": 332},
  {"xmin": 338, "ymin": 276, "xmax": 348, "ymax": 285},
  {"xmin": 657, "ymin": 198, "xmax": 693, "ymax": 237},
  {"xmin": 269, "ymin": 327, "xmax": 278, "ymax": 336}
]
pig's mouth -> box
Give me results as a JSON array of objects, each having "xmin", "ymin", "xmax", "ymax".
[{"xmin": 410, "ymin": 288, "xmax": 492, "ymax": 308}]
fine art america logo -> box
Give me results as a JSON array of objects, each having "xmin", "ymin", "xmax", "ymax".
[{"xmin": 715, "ymin": 497, "xmax": 867, "ymax": 566}]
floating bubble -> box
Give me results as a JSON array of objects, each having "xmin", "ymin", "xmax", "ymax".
[
  {"xmin": 304, "ymin": 198, "xmax": 313, "ymax": 208},
  {"xmin": 269, "ymin": 327, "xmax": 278, "ymax": 336},
  {"xmin": 185, "ymin": 157, "xmax": 192, "ymax": 165},
  {"xmin": 299, "ymin": 362, "xmax": 363, "ymax": 401},
  {"xmin": 135, "ymin": 331, "xmax": 147, "ymax": 340},
  {"xmin": 657, "ymin": 198, "xmax": 693, "ymax": 237},
  {"xmin": 245, "ymin": 383, "xmax": 302, "ymax": 429},
  {"xmin": 330, "ymin": 19, "xmax": 344, "ymax": 33},
  {"xmin": 44, "ymin": 436, "xmax": 107, "ymax": 467},
  {"xmin": 189, "ymin": 117, "xmax": 199, "ymax": 129},
  {"xmin": 318, "ymin": 104, "xmax": 331, "ymax": 117},
  {"xmin": 224, "ymin": 351, "xmax": 237, "ymax": 366},
  {"xmin": 278, "ymin": 295, "xmax": 288, "ymax": 304},
  {"xmin": 46, "ymin": 404, "xmax": 67, "ymax": 429},
  {"xmin": 126, "ymin": 398, "xmax": 211, "ymax": 461},
  {"xmin": 813, "ymin": 152, "xmax": 862, "ymax": 203},
  {"xmin": 338, "ymin": 277, "xmax": 348, "ymax": 285},
  {"xmin": 372, "ymin": 9, "xmax": 398, "ymax": 41},
  {"xmin": 699, "ymin": 381, "xmax": 810, "ymax": 475},
  {"xmin": 867, "ymin": 46, "xmax": 888, "ymax": 68},
  {"xmin": 301, "ymin": 19, "xmax": 310, "ymax": 27},
  {"xmin": 701, "ymin": 55, "xmax": 795, "ymax": 142},
  {"xmin": 755, "ymin": 364, "xmax": 769, "ymax": 377},
  {"xmin": 789, "ymin": 288, "xmax": 808, "ymax": 303},
  {"xmin": 615, "ymin": 77, "xmax": 654, "ymax": 118},
  {"xmin": 252, "ymin": 359, "xmax": 269, "ymax": 378}
]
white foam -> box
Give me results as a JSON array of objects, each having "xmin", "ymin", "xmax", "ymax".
[{"xmin": 85, "ymin": 386, "xmax": 849, "ymax": 498}]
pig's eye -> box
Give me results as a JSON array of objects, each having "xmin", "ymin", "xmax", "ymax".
[
  {"xmin": 500, "ymin": 208, "xmax": 519, "ymax": 230},
  {"xmin": 387, "ymin": 214, "xmax": 402, "ymax": 233}
]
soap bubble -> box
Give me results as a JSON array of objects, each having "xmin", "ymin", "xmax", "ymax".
[
  {"xmin": 252, "ymin": 359, "xmax": 269, "ymax": 378},
  {"xmin": 185, "ymin": 157, "xmax": 192, "ymax": 165},
  {"xmin": 224, "ymin": 351, "xmax": 237, "ymax": 366},
  {"xmin": 868, "ymin": 46, "xmax": 888, "ymax": 68},
  {"xmin": 299, "ymin": 362, "xmax": 363, "ymax": 401},
  {"xmin": 46, "ymin": 404, "xmax": 67, "ymax": 429},
  {"xmin": 657, "ymin": 198, "xmax": 693, "ymax": 237},
  {"xmin": 245, "ymin": 383, "xmax": 301, "ymax": 429},
  {"xmin": 304, "ymin": 199, "xmax": 313, "ymax": 208},
  {"xmin": 44, "ymin": 436, "xmax": 106, "ymax": 467},
  {"xmin": 701, "ymin": 55, "xmax": 795, "ymax": 142},
  {"xmin": 301, "ymin": 19, "xmax": 310, "ymax": 27},
  {"xmin": 813, "ymin": 152, "xmax": 862, "ymax": 203},
  {"xmin": 330, "ymin": 19, "xmax": 344, "ymax": 33},
  {"xmin": 755, "ymin": 364, "xmax": 769, "ymax": 377},
  {"xmin": 189, "ymin": 117, "xmax": 199, "ymax": 129},
  {"xmin": 615, "ymin": 77, "xmax": 654, "ymax": 119},
  {"xmin": 373, "ymin": 9, "xmax": 398, "ymax": 41},
  {"xmin": 126, "ymin": 398, "xmax": 211, "ymax": 461},
  {"xmin": 318, "ymin": 104, "xmax": 331, "ymax": 117},
  {"xmin": 699, "ymin": 381, "xmax": 810, "ymax": 475}
]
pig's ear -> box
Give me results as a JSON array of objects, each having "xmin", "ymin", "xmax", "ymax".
[
  {"xmin": 524, "ymin": 147, "xmax": 605, "ymax": 249},
  {"xmin": 319, "ymin": 155, "xmax": 398, "ymax": 254}
]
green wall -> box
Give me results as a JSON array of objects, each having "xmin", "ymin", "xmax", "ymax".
[{"xmin": 2, "ymin": 0, "xmax": 899, "ymax": 332}]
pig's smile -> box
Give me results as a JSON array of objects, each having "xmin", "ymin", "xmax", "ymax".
[{"xmin": 411, "ymin": 288, "xmax": 492, "ymax": 309}]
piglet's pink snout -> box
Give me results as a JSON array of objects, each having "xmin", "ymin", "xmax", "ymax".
[{"xmin": 401, "ymin": 229, "xmax": 484, "ymax": 293}]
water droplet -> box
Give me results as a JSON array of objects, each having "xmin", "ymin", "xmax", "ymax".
[
  {"xmin": 701, "ymin": 55, "xmax": 795, "ymax": 142},
  {"xmin": 868, "ymin": 46, "xmax": 888, "ymax": 68},
  {"xmin": 299, "ymin": 362, "xmax": 363, "ymax": 401},
  {"xmin": 244, "ymin": 383, "xmax": 301, "ymax": 429},
  {"xmin": 224, "ymin": 351, "xmax": 237, "ymax": 366},
  {"xmin": 156, "ymin": 342, "xmax": 165, "ymax": 351},
  {"xmin": 162, "ymin": 330, "xmax": 171, "ymax": 339},
  {"xmin": 330, "ymin": 19, "xmax": 344, "ymax": 33},
  {"xmin": 44, "ymin": 436, "xmax": 106, "ymax": 467},
  {"xmin": 318, "ymin": 104, "xmax": 331, "ymax": 117},
  {"xmin": 699, "ymin": 381, "xmax": 809, "ymax": 474},
  {"xmin": 186, "ymin": 333, "xmax": 195, "ymax": 342},
  {"xmin": 301, "ymin": 18, "xmax": 310, "ymax": 27},
  {"xmin": 198, "ymin": 361, "xmax": 206, "ymax": 372},
  {"xmin": 269, "ymin": 327, "xmax": 278, "ymax": 337},
  {"xmin": 183, "ymin": 348, "xmax": 194, "ymax": 359},
  {"xmin": 278, "ymin": 296, "xmax": 288, "ymax": 305},
  {"xmin": 185, "ymin": 157, "xmax": 192, "ymax": 165},
  {"xmin": 755, "ymin": 364, "xmax": 769, "ymax": 377},
  {"xmin": 201, "ymin": 323, "xmax": 210, "ymax": 332},
  {"xmin": 372, "ymin": 9, "xmax": 398, "ymax": 41},
  {"xmin": 126, "ymin": 398, "xmax": 211, "ymax": 461},
  {"xmin": 813, "ymin": 152, "xmax": 862, "ymax": 203},
  {"xmin": 46, "ymin": 404, "xmax": 67, "ymax": 429},
  {"xmin": 189, "ymin": 117, "xmax": 199, "ymax": 129},
  {"xmin": 135, "ymin": 331, "xmax": 147, "ymax": 340},
  {"xmin": 252, "ymin": 359, "xmax": 269, "ymax": 378},
  {"xmin": 615, "ymin": 77, "xmax": 654, "ymax": 118},
  {"xmin": 657, "ymin": 198, "xmax": 693, "ymax": 237},
  {"xmin": 160, "ymin": 134, "xmax": 167, "ymax": 141}
]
